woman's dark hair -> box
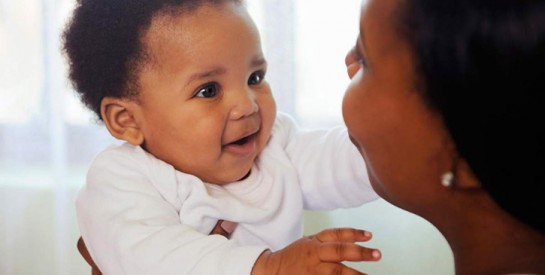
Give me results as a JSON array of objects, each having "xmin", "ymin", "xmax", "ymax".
[
  {"xmin": 397, "ymin": 0, "xmax": 545, "ymax": 232},
  {"xmin": 62, "ymin": 0, "xmax": 238, "ymax": 120}
]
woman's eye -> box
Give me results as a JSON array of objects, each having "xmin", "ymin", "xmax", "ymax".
[
  {"xmin": 354, "ymin": 51, "xmax": 367, "ymax": 67},
  {"xmin": 248, "ymin": 71, "xmax": 265, "ymax": 85},
  {"xmin": 195, "ymin": 83, "xmax": 219, "ymax": 98},
  {"xmin": 358, "ymin": 56, "xmax": 367, "ymax": 67},
  {"xmin": 350, "ymin": 47, "xmax": 367, "ymax": 67}
]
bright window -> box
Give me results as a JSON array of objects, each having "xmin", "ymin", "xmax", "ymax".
[
  {"xmin": 0, "ymin": 0, "xmax": 362, "ymax": 187},
  {"xmin": 0, "ymin": 1, "xmax": 366, "ymax": 274}
]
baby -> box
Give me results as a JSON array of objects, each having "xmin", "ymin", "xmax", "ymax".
[{"xmin": 63, "ymin": 0, "xmax": 380, "ymax": 274}]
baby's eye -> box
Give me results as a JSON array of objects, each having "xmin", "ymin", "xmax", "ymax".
[
  {"xmin": 194, "ymin": 83, "xmax": 220, "ymax": 98},
  {"xmin": 248, "ymin": 71, "xmax": 265, "ymax": 85}
]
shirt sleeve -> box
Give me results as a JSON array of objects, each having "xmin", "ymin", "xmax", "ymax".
[
  {"xmin": 76, "ymin": 145, "xmax": 267, "ymax": 275},
  {"xmin": 273, "ymin": 113, "xmax": 379, "ymax": 210}
]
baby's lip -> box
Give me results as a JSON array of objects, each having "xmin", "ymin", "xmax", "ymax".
[
  {"xmin": 222, "ymin": 129, "xmax": 260, "ymax": 156},
  {"xmin": 223, "ymin": 128, "xmax": 260, "ymax": 146}
]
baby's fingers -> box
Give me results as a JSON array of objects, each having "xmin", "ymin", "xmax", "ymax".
[
  {"xmin": 319, "ymin": 242, "xmax": 381, "ymax": 262},
  {"xmin": 315, "ymin": 228, "xmax": 373, "ymax": 243},
  {"xmin": 316, "ymin": 262, "xmax": 367, "ymax": 275}
]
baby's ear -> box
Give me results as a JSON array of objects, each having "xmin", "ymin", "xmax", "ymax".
[{"xmin": 100, "ymin": 97, "xmax": 144, "ymax": 146}]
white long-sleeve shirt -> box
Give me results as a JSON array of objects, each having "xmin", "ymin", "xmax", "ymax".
[{"xmin": 76, "ymin": 113, "xmax": 378, "ymax": 275}]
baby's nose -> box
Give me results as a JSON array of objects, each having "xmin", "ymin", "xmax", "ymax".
[{"xmin": 229, "ymin": 91, "xmax": 259, "ymax": 120}]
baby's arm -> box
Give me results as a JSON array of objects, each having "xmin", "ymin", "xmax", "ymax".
[
  {"xmin": 252, "ymin": 228, "xmax": 380, "ymax": 275},
  {"xmin": 275, "ymin": 113, "xmax": 378, "ymax": 210},
  {"xmin": 77, "ymin": 146, "xmax": 267, "ymax": 274},
  {"xmin": 78, "ymin": 144, "xmax": 379, "ymax": 274}
]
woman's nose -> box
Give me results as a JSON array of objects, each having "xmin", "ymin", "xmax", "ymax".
[
  {"xmin": 229, "ymin": 90, "xmax": 259, "ymax": 120},
  {"xmin": 345, "ymin": 48, "xmax": 360, "ymax": 79},
  {"xmin": 346, "ymin": 63, "xmax": 360, "ymax": 79}
]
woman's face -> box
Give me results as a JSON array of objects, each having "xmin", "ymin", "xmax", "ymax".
[{"xmin": 342, "ymin": 0, "xmax": 454, "ymax": 210}]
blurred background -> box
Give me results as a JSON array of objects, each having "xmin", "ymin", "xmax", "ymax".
[{"xmin": 0, "ymin": 0, "xmax": 453, "ymax": 274}]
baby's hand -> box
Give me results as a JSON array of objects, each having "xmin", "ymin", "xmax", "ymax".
[{"xmin": 251, "ymin": 228, "xmax": 380, "ymax": 275}]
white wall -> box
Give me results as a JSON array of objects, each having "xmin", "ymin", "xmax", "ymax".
[{"xmin": 0, "ymin": 186, "xmax": 89, "ymax": 275}]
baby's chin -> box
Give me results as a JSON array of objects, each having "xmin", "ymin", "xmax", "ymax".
[
  {"xmin": 237, "ymin": 170, "xmax": 252, "ymax": 181},
  {"xmin": 204, "ymin": 168, "xmax": 252, "ymax": 185}
]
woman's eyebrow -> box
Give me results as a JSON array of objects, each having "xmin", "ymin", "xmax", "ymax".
[
  {"xmin": 356, "ymin": 23, "xmax": 374, "ymax": 68},
  {"xmin": 356, "ymin": 36, "xmax": 366, "ymax": 60}
]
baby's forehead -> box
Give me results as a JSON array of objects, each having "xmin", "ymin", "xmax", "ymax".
[
  {"xmin": 138, "ymin": 5, "xmax": 200, "ymax": 63},
  {"xmin": 139, "ymin": 0, "xmax": 252, "ymax": 71},
  {"xmin": 141, "ymin": 2, "xmax": 223, "ymax": 51},
  {"xmin": 148, "ymin": 0, "xmax": 237, "ymax": 24}
]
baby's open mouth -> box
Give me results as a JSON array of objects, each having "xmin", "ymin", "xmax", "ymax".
[
  {"xmin": 224, "ymin": 130, "xmax": 259, "ymax": 147},
  {"xmin": 232, "ymin": 135, "xmax": 251, "ymax": 145},
  {"xmin": 223, "ymin": 132, "xmax": 258, "ymax": 155}
]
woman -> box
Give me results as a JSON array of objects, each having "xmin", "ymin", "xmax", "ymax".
[{"xmin": 342, "ymin": 0, "xmax": 545, "ymax": 273}]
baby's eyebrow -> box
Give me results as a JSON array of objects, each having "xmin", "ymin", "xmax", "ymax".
[
  {"xmin": 186, "ymin": 67, "xmax": 226, "ymax": 86},
  {"xmin": 251, "ymin": 57, "xmax": 267, "ymax": 67},
  {"xmin": 185, "ymin": 57, "xmax": 266, "ymax": 87}
]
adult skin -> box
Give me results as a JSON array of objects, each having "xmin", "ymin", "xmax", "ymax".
[{"xmin": 342, "ymin": 0, "xmax": 545, "ymax": 274}]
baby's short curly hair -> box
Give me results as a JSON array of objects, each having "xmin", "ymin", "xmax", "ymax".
[{"xmin": 63, "ymin": 0, "xmax": 239, "ymax": 120}]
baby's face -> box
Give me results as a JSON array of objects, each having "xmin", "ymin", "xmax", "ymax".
[{"xmin": 133, "ymin": 2, "xmax": 276, "ymax": 184}]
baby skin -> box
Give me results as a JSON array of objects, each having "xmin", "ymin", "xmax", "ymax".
[{"xmin": 68, "ymin": 1, "xmax": 380, "ymax": 274}]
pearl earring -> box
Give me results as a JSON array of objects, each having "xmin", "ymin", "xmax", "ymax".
[
  {"xmin": 441, "ymin": 171, "xmax": 454, "ymax": 187},
  {"xmin": 441, "ymin": 155, "xmax": 459, "ymax": 187}
]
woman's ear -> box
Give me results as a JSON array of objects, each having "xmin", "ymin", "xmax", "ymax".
[
  {"xmin": 100, "ymin": 97, "xmax": 144, "ymax": 146},
  {"xmin": 455, "ymin": 158, "xmax": 482, "ymax": 190}
]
